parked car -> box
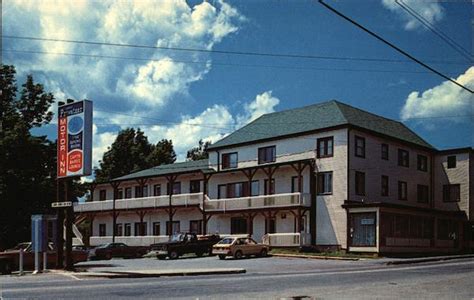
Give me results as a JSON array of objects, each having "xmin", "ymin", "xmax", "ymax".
[
  {"xmin": 151, "ymin": 233, "xmax": 221, "ymax": 260},
  {"xmin": 212, "ymin": 237, "xmax": 270, "ymax": 259},
  {"xmin": 88, "ymin": 243, "xmax": 148, "ymax": 260},
  {"xmin": 0, "ymin": 242, "xmax": 88, "ymax": 275}
]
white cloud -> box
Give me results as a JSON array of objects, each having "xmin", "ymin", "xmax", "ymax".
[
  {"xmin": 93, "ymin": 91, "xmax": 281, "ymax": 162},
  {"xmin": 382, "ymin": 0, "xmax": 444, "ymax": 31},
  {"xmin": 237, "ymin": 91, "xmax": 280, "ymax": 125},
  {"xmin": 400, "ymin": 67, "xmax": 474, "ymax": 123},
  {"xmin": 92, "ymin": 124, "xmax": 117, "ymax": 168}
]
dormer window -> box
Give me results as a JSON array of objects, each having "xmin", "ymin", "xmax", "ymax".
[
  {"xmin": 258, "ymin": 146, "xmax": 276, "ymax": 164},
  {"xmin": 222, "ymin": 152, "xmax": 238, "ymax": 169}
]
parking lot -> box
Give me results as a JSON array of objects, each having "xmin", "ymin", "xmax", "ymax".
[{"xmin": 75, "ymin": 254, "xmax": 384, "ymax": 275}]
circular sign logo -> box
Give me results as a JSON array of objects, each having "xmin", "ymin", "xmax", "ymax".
[{"xmin": 68, "ymin": 116, "xmax": 84, "ymax": 134}]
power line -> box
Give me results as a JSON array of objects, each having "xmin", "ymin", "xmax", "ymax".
[
  {"xmin": 318, "ymin": 0, "xmax": 473, "ymax": 94},
  {"xmin": 396, "ymin": 0, "xmax": 472, "ymax": 62},
  {"xmin": 2, "ymin": 34, "xmax": 468, "ymax": 65},
  {"xmin": 4, "ymin": 48, "xmax": 443, "ymax": 75}
]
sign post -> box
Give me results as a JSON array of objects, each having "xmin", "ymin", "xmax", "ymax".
[{"xmin": 54, "ymin": 99, "xmax": 92, "ymax": 271}]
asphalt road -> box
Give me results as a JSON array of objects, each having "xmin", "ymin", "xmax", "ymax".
[{"xmin": 1, "ymin": 258, "xmax": 473, "ymax": 299}]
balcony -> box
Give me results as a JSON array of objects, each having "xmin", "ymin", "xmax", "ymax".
[
  {"xmin": 262, "ymin": 233, "xmax": 311, "ymax": 247},
  {"xmin": 204, "ymin": 192, "xmax": 311, "ymax": 213},
  {"xmin": 74, "ymin": 193, "xmax": 204, "ymax": 213}
]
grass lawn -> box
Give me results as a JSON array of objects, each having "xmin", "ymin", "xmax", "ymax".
[{"xmin": 270, "ymin": 248, "xmax": 378, "ymax": 259}]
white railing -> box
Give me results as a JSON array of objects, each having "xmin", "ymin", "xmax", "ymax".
[
  {"xmin": 89, "ymin": 236, "xmax": 171, "ymax": 247},
  {"xmin": 74, "ymin": 193, "xmax": 204, "ymax": 213},
  {"xmin": 262, "ymin": 232, "xmax": 311, "ymax": 247},
  {"xmin": 204, "ymin": 193, "xmax": 311, "ymax": 212}
]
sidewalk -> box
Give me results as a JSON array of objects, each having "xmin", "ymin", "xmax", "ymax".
[
  {"xmin": 384, "ymin": 254, "xmax": 474, "ymax": 265},
  {"xmin": 54, "ymin": 268, "xmax": 246, "ymax": 279}
]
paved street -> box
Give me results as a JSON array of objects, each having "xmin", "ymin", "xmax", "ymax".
[{"xmin": 1, "ymin": 257, "xmax": 473, "ymax": 299}]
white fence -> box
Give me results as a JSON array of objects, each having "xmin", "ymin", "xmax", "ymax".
[
  {"xmin": 89, "ymin": 236, "xmax": 171, "ymax": 247},
  {"xmin": 204, "ymin": 193, "xmax": 311, "ymax": 212},
  {"xmin": 262, "ymin": 232, "xmax": 311, "ymax": 247},
  {"xmin": 74, "ymin": 193, "xmax": 204, "ymax": 213}
]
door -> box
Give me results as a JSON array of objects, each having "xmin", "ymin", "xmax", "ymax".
[{"xmin": 350, "ymin": 212, "xmax": 376, "ymax": 247}]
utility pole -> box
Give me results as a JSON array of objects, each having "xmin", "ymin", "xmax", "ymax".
[{"xmin": 64, "ymin": 180, "xmax": 74, "ymax": 271}]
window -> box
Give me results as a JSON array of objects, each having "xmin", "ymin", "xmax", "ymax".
[
  {"xmin": 251, "ymin": 180, "xmax": 259, "ymax": 196},
  {"xmin": 99, "ymin": 190, "xmax": 106, "ymax": 201},
  {"xmin": 153, "ymin": 184, "xmax": 161, "ymax": 196},
  {"xmin": 258, "ymin": 146, "xmax": 276, "ymax": 164},
  {"xmin": 398, "ymin": 181, "xmax": 407, "ymax": 200},
  {"xmin": 142, "ymin": 185, "xmax": 148, "ymax": 197},
  {"xmin": 355, "ymin": 136, "xmax": 365, "ymax": 158},
  {"xmin": 166, "ymin": 221, "xmax": 180, "ymax": 235},
  {"xmin": 231, "ymin": 217, "xmax": 248, "ymax": 234},
  {"xmin": 134, "ymin": 222, "xmax": 147, "ymax": 236},
  {"xmin": 417, "ymin": 155, "xmax": 428, "ymax": 172},
  {"xmin": 264, "ymin": 179, "xmax": 275, "ymax": 195},
  {"xmin": 189, "ymin": 220, "xmax": 203, "ymax": 235},
  {"xmin": 190, "ymin": 180, "xmax": 201, "ymax": 193},
  {"xmin": 317, "ymin": 137, "xmax": 334, "ymax": 158},
  {"xmin": 228, "ymin": 182, "xmax": 247, "ymax": 198},
  {"xmin": 381, "ymin": 175, "xmax": 389, "ymax": 197},
  {"xmin": 398, "ymin": 149, "xmax": 409, "ymax": 167},
  {"xmin": 317, "ymin": 172, "xmax": 333, "ymax": 195},
  {"xmin": 447, "ymin": 155, "xmax": 456, "ymax": 169},
  {"xmin": 417, "ymin": 184, "xmax": 429, "ymax": 203},
  {"xmin": 265, "ymin": 218, "xmax": 276, "ymax": 234},
  {"xmin": 355, "ymin": 172, "xmax": 365, "ymax": 196},
  {"xmin": 125, "ymin": 187, "xmax": 132, "ymax": 199},
  {"xmin": 443, "ymin": 184, "xmax": 460, "ymax": 202},
  {"xmin": 117, "ymin": 188, "xmax": 124, "ymax": 199},
  {"xmin": 222, "ymin": 152, "xmax": 238, "ymax": 169},
  {"xmin": 134, "ymin": 186, "xmax": 141, "ymax": 198},
  {"xmin": 124, "ymin": 223, "xmax": 131, "ymax": 236},
  {"xmin": 291, "ymin": 176, "xmax": 304, "ymax": 193},
  {"xmin": 99, "ymin": 224, "xmax": 106, "ymax": 237},
  {"xmin": 381, "ymin": 144, "xmax": 389, "ymax": 160},
  {"xmin": 167, "ymin": 182, "xmax": 181, "ymax": 195},
  {"xmin": 152, "ymin": 222, "xmax": 160, "ymax": 236},
  {"xmin": 218, "ymin": 184, "xmax": 227, "ymax": 199},
  {"xmin": 116, "ymin": 224, "xmax": 123, "ymax": 236}
]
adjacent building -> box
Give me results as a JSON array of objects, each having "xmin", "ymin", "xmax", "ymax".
[{"xmin": 74, "ymin": 100, "xmax": 473, "ymax": 253}]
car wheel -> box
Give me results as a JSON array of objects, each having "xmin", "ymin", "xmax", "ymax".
[
  {"xmin": 157, "ymin": 255, "xmax": 166, "ymax": 260},
  {"xmin": 218, "ymin": 255, "xmax": 226, "ymax": 260},
  {"xmin": 233, "ymin": 250, "xmax": 243, "ymax": 259},
  {"xmin": 259, "ymin": 249, "xmax": 268, "ymax": 257},
  {"xmin": 195, "ymin": 251, "xmax": 204, "ymax": 257},
  {"xmin": 169, "ymin": 251, "xmax": 179, "ymax": 260}
]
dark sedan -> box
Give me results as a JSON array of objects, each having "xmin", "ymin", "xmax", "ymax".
[{"xmin": 88, "ymin": 243, "xmax": 148, "ymax": 260}]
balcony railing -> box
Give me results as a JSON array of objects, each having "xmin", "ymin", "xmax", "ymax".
[
  {"xmin": 74, "ymin": 193, "xmax": 203, "ymax": 213},
  {"xmin": 204, "ymin": 193, "xmax": 311, "ymax": 212},
  {"xmin": 262, "ymin": 232, "xmax": 311, "ymax": 247}
]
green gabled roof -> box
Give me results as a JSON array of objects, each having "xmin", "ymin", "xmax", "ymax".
[
  {"xmin": 112, "ymin": 159, "xmax": 214, "ymax": 181},
  {"xmin": 208, "ymin": 100, "xmax": 434, "ymax": 150}
]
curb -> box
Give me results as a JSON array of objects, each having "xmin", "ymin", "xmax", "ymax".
[
  {"xmin": 385, "ymin": 254, "xmax": 474, "ymax": 265},
  {"xmin": 271, "ymin": 253, "xmax": 361, "ymax": 261},
  {"xmin": 73, "ymin": 268, "xmax": 246, "ymax": 279}
]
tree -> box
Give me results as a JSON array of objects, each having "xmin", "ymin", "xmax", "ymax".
[
  {"xmin": 0, "ymin": 65, "xmax": 59, "ymax": 249},
  {"xmin": 94, "ymin": 130, "xmax": 176, "ymax": 182},
  {"xmin": 186, "ymin": 139, "xmax": 210, "ymax": 161},
  {"xmin": 148, "ymin": 139, "xmax": 177, "ymax": 166}
]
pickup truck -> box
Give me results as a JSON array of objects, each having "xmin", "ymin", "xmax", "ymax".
[
  {"xmin": 0, "ymin": 242, "xmax": 88, "ymax": 274},
  {"xmin": 150, "ymin": 233, "xmax": 221, "ymax": 260},
  {"xmin": 88, "ymin": 243, "xmax": 149, "ymax": 260}
]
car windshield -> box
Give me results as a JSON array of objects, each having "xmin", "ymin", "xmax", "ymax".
[
  {"xmin": 171, "ymin": 234, "xmax": 184, "ymax": 242},
  {"xmin": 97, "ymin": 243, "xmax": 112, "ymax": 249},
  {"xmin": 217, "ymin": 238, "xmax": 235, "ymax": 245}
]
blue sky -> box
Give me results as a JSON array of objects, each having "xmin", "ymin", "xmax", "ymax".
[{"xmin": 3, "ymin": 0, "xmax": 473, "ymax": 167}]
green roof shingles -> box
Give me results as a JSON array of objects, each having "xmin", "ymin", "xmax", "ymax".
[
  {"xmin": 208, "ymin": 100, "xmax": 433, "ymax": 150},
  {"xmin": 112, "ymin": 159, "xmax": 213, "ymax": 181}
]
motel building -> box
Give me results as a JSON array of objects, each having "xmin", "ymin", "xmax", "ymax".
[{"xmin": 74, "ymin": 100, "xmax": 474, "ymax": 254}]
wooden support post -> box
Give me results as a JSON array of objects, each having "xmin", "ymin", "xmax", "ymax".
[
  {"xmin": 110, "ymin": 181, "xmax": 121, "ymax": 243},
  {"xmin": 241, "ymin": 169, "xmax": 258, "ymax": 196},
  {"xmin": 89, "ymin": 182, "xmax": 97, "ymax": 202},
  {"xmin": 165, "ymin": 175, "xmax": 178, "ymax": 235},
  {"xmin": 201, "ymin": 172, "xmax": 213, "ymax": 235},
  {"xmin": 136, "ymin": 178, "xmax": 148, "ymax": 198},
  {"xmin": 262, "ymin": 166, "xmax": 279, "ymax": 195}
]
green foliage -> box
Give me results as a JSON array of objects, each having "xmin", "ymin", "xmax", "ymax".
[
  {"xmin": 186, "ymin": 139, "xmax": 210, "ymax": 161},
  {"xmin": 94, "ymin": 130, "xmax": 177, "ymax": 182},
  {"xmin": 0, "ymin": 65, "xmax": 62, "ymax": 249}
]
